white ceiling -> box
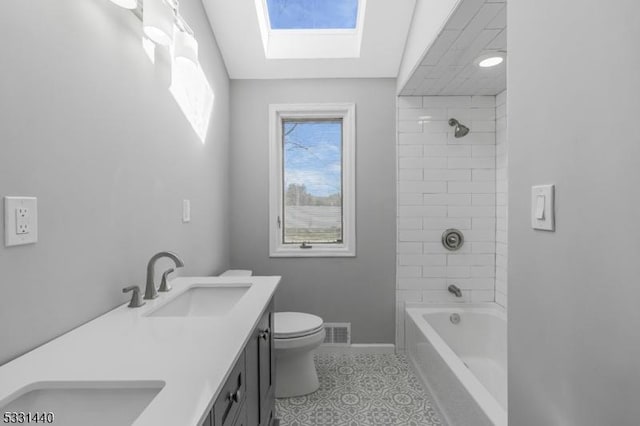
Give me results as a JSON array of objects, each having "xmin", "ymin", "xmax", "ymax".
[
  {"xmin": 201, "ymin": 0, "xmax": 417, "ymax": 79},
  {"xmin": 399, "ymin": 0, "xmax": 507, "ymax": 96}
]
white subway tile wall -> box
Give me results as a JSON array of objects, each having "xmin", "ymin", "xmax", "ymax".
[
  {"xmin": 396, "ymin": 95, "xmax": 498, "ymax": 350},
  {"xmin": 495, "ymin": 90, "xmax": 508, "ymax": 308}
]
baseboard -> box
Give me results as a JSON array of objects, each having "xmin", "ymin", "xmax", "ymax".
[{"xmin": 316, "ymin": 344, "xmax": 395, "ymax": 354}]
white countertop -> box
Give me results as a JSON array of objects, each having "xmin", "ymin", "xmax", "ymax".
[{"xmin": 0, "ymin": 275, "xmax": 281, "ymax": 426}]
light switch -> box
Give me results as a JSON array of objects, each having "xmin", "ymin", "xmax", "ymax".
[
  {"xmin": 535, "ymin": 195, "xmax": 545, "ymax": 220},
  {"xmin": 182, "ymin": 199, "xmax": 191, "ymax": 223},
  {"xmin": 531, "ymin": 185, "xmax": 555, "ymax": 231}
]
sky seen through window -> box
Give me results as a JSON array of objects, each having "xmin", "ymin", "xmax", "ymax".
[
  {"xmin": 283, "ymin": 120, "xmax": 342, "ymax": 198},
  {"xmin": 266, "ymin": 0, "xmax": 358, "ymax": 30}
]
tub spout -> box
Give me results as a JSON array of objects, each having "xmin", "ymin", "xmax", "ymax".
[{"xmin": 448, "ymin": 284, "xmax": 462, "ymax": 297}]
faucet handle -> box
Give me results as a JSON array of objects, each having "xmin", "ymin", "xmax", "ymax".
[
  {"xmin": 123, "ymin": 285, "xmax": 146, "ymax": 308},
  {"xmin": 158, "ymin": 268, "xmax": 175, "ymax": 292}
]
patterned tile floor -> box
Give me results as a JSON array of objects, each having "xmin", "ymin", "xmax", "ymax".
[{"xmin": 276, "ymin": 353, "xmax": 447, "ymax": 426}]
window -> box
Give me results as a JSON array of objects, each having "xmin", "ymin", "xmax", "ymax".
[
  {"xmin": 266, "ymin": 0, "xmax": 358, "ymax": 30},
  {"xmin": 269, "ymin": 103, "xmax": 356, "ymax": 257},
  {"xmin": 254, "ymin": 0, "xmax": 367, "ymax": 59}
]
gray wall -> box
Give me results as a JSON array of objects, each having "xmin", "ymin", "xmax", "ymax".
[
  {"xmin": 230, "ymin": 79, "xmax": 396, "ymax": 344},
  {"xmin": 0, "ymin": 0, "xmax": 231, "ymax": 364},
  {"xmin": 508, "ymin": 1, "xmax": 640, "ymax": 425}
]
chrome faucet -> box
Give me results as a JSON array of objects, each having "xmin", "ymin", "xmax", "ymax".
[
  {"xmin": 144, "ymin": 251, "xmax": 185, "ymax": 300},
  {"xmin": 448, "ymin": 284, "xmax": 462, "ymax": 297}
]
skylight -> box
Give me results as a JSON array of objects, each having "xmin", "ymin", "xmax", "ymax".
[
  {"xmin": 266, "ymin": 0, "xmax": 358, "ymax": 30},
  {"xmin": 255, "ymin": 0, "xmax": 366, "ymax": 59}
]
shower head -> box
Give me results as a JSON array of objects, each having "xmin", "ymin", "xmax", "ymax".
[{"xmin": 448, "ymin": 118, "xmax": 470, "ymax": 138}]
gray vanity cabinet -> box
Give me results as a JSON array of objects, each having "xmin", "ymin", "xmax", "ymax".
[
  {"xmin": 246, "ymin": 299, "xmax": 276, "ymax": 426},
  {"xmin": 259, "ymin": 303, "xmax": 276, "ymax": 426},
  {"xmin": 201, "ymin": 299, "xmax": 275, "ymax": 426}
]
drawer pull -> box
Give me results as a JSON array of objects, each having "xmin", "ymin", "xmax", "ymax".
[
  {"xmin": 260, "ymin": 328, "xmax": 270, "ymax": 340},
  {"xmin": 229, "ymin": 388, "xmax": 242, "ymax": 403}
]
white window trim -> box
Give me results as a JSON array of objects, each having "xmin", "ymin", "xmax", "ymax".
[{"xmin": 269, "ymin": 103, "xmax": 356, "ymax": 257}]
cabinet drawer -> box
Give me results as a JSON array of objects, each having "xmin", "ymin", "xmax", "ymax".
[{"xmin": 214, "ymin": 352, "xmax": 246, "ymax": 426}]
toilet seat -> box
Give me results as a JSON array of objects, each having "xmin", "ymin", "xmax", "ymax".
[{"xmin": 275, "ymin": 312, "xmax": 324, "ymax": 339}]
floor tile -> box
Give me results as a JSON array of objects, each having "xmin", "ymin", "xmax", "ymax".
[{"xmin": 276, "ymin": 353, "xmax": 447, "ymax": 426}]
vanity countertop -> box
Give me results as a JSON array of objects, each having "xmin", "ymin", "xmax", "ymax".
[{"xmin": 0, "ymin": 275, "xmax": 280, "ymax": 426}]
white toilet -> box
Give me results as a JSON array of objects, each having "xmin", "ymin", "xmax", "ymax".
[
  {"xmin": 273, "ymin": 312, "xmax": 325, "ymax": 398},
  {"xmin": 220, "ymin": 270, "xmax": 325, "ymax": 398}
]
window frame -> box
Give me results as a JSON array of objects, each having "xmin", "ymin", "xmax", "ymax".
[{"xmin": 269, "ymin": 103, "xmax": 356, "ymax": 257}]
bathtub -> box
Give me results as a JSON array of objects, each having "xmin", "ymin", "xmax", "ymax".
[{"xmin": 405, "ymin": 304, "xmax": 507, "ymax": 426}]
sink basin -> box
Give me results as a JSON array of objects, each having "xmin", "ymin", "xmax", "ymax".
[
  {"xmin": 146, "ymin": 284, "xmax": 251, "ymax": 317},
  {"xmin": 0, "ymin": 380, "xmax": 164, "ymax": 426}
]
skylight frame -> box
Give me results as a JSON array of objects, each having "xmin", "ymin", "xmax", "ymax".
[{"xmin": 255, "ymin": 0, "xmax": 367, "ymax": 59}]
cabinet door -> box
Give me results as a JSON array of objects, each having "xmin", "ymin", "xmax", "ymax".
[
  {"xmin": 245, "ymin": 324, "xmax": 260, "ymax": 426},
  {"xmin": 232, "ymin": 406, "xmax": 248, "ymax": 426},
  {"xmin": 258, "ymin": 301, "xmax": 275, "ymax": 426},
  {"xmin": 213, "ymin": 352, "xmax": 246, "ymax": 426}
]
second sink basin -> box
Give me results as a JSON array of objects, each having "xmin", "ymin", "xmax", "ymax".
[
  {"xmin": 0, "ymin": 380, "xmax": 164, "ymax": 426},
  {"xmin": 146, "ymin": 284, "xmax": 251, "ymax": 317}
]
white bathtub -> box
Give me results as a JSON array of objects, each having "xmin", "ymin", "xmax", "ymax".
[{"xmin": 405, "ymin": 304, "xmax": 507, "ymax": 426}]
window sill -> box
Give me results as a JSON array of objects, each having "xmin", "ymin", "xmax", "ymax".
[{"xmin": 269, "ymin": 245, "xmax": 356, "ymax": 258}]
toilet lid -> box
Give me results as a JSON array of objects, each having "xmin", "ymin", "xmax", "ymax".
[{"xmin": 274, "ymin": 312, "xmax": 324, "ymax": 339}]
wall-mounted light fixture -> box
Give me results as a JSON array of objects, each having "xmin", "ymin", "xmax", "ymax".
[
  {"xmin": 106, "ymin": 0, "xmax": 213, "ymax": 143},
  {"xmin": 173, "ymin": 16, "xmax": 199, "ymax": 68},
  {"xmin": 143, "ymin": 0, "xmax": 175, "ymax": 46},
  {"xmin": 109, "ymin": 0, "xmax": 197, "ymax": 63}
]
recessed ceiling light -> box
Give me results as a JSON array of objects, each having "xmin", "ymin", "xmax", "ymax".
[
  {"xmin": 476, "ymin": 52, "xmax": 506, "ymax": 68},
  {"xmin": 479, "ymin": 56, "xmax": 503, "ymax": 67}
]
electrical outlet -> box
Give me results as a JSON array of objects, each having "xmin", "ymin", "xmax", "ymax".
[
  {"xmin": 4, "ymin": 196, "xmax": 38, "ymax": 246},
  {"xmin": 16, "ymin": 207, "xmax": 30, "ymax": 234}
]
